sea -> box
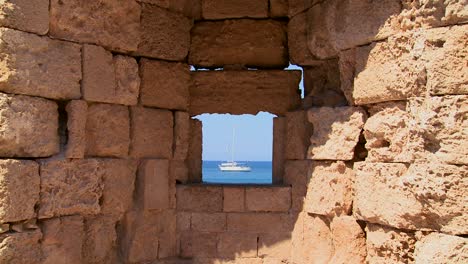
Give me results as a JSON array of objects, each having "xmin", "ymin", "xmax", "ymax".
[{"xmin": 202, "ymin": 160, "xmax": 272, "ymax": 184}]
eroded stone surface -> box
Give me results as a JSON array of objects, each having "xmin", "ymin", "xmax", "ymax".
[
  {"xmin": 245, "ymin": 187, "xmax": 291, "ymax": 212},
  {"xmin": 177, "ymin": 185, "xmax": 222, "ymax": 212},
  {"xmin": 283, "ymin": 160, "xmax": 312, "ymax": 212},
  {"xmin": 414, "ymin": 232, "xmax": 468, "ymax": 264},
  {"xmin": 137, "ymin": 159, "xmax": 170, "ymax": 211},
  {"xmin": 121, "ymin": 211, "xmax": 159, "ymax": 263},
  {"xmin": 223, "ymin": 187, "xmax": 245, "ymax": 212},
  {"xmin": 113, "ymin": 55, "xmax": 140, "ymax": 105},
  {"xmin": 288, "ymin": 13, "xmax": 318, "ymax": 66},
  {"xmin": 299, "ymin": 214, "xmax": 334, "ymax": 264},
  {"xmin": 0, "ymin": 28, "xmax": 81, "ymax": 100},
  {"xmin": 354, "ymin": 162, "xmax": 468, "ymax": 235},
  {"xmin": 174, "ymin": 112, "xmax": 190, "ymax": 160},
  {"xmin": 83, "ymin": 216, "xmax": 118, "ymax": 264},
  {"xmin": 42, "ymin": 216, "xmax": 84, "ymax": 264},
  {"xmin": 218, "ymin": 232, "xmax": 258, "ymax": 258},
  {"xmin": 202, "ymin": 0, "xmax": 268, "ymax": 19},
  {"xmin": 227, "ymin": 213, "xmax": 292, "ymax": 233},
  {"xmin": 189, "ymin": 19, "xmax": 288, "ymax": 68},
  {"xmin": 0, "ymin": 230, "xmax": 42, "ymax": 264},
  {"xmin": 0, "ymin": 0, "xmax": 49, "ymax": 34},
  {"xmin": 50, "ymin": 0, "xmax": 141, "ymax": 52},
  {"xmin": 285, "ymin": 111, "xmax": 313, "ymax": 160},
  {"xmin": 0, "ymin": 160, "xmax": 39, "ymax": 223},
  {"xmin": 307, "ymin": 107, "xmax": 367, "ymax": 160},
  {"xmin": 329, "ymin": 216, "xmax": 367, "ymax": 264},
  {"xmin": 191, "ymin": 212, "xmax": 226, "ymax": 232},
  {"xmin": 139, "ymin": 0, "xmax": 201, "ymax": 18},
  {"xmin": 0, "ymin": 93, "xmax": 59, "ymax": 157},
  {"xmin": 258, "ymin": 232, "xmax": 291, "ymax": 259},
  {"xmin": 190, "ymin": 70, "xmax": 301, "ymax": 116},
  {"xmin": 65, "ymin": 100, "xmax": 88, "ymax": 159}
]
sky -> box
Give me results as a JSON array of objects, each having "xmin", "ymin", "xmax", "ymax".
[{"xmin": 194, "ymin": 65, "xmax": 304, "ymax": 162}]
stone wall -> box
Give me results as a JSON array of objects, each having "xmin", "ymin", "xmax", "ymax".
[{"xmin": 0, "ymin": 0, "xmax": 466, "ymax": 264}]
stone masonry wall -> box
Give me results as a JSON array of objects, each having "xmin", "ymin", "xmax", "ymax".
[{"xmin": 0, "ymin": 0, "xmax": 467, "ymax": 264}]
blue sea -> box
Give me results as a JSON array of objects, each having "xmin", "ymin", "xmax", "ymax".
[{"xmin": 202, "ymin": 160, "xmax": 272, "ymax": 184}]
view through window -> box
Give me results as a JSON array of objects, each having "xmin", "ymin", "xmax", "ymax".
[{"xmin": 195, "ymin": 112, "xmax": 275, "ymax": 184}]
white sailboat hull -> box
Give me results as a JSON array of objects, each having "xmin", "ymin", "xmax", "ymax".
[{"xmin": 219, "ymin": 165, "xmax": 251, "ymax": 172}]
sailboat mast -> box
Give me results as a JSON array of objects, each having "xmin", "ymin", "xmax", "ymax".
[{"xmin": 231, "ymin": 127, "xmax": 235, "ymax": 162}]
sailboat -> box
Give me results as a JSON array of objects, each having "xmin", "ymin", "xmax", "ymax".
[{"xmin": 218, "ymin": 127, "xmax": 251, "ymax": 172}]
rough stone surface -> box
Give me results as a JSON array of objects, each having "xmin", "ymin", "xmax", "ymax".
[
  {"xmin": 83, "ymin": 216, "xmax": 118, "ymax": 264},
  {"xmin": 414, "ymin": 232, "xmax": 468, "ymax": 264},
  {"xmin": 218, "ymin": 232, "xmax": 258, "ymax": 258},
  {"xmin": 285, "ymin": 111, "xmax": 313, "ymax": 160},
  {"xmin": 139, "ymin": 59, "xmax": 190, "ymax": 110},
  {"xmin": 174, "ymin": 112, "xmax": 190, "ymax": 160},
  {"xmin": 0, "ymin": 93, "xmax": 59, "ymax": 157},
  {"xmin": 0, "ymin": 160, "xmax": 39, "ymax": 223},
  {"xmin": 130, "ymin": 107, "xmax": 173, "ymax": 159},
  {"xmin": 0, "ymin": 230, "xmax": 42, "ymax": 264},
  {"xmin": 283, "ymin": 160, "xmax": 311, "ymax": 212},
  {"xmin": 137, "ymin": 4, "xmax": 192, "ymax": 60},
  {"xmin": 202, "ymin": 0, "xmax": 268, "ymax": 19},
  {"xmin": 187, "ymin": 119, "xmax": 203, "ymax": 182},
  {"xmin": 365, "ymin": 224, "xmax": 417, "ymax": 264},
  {"xmin": 299, "ymin": 214, "xmax": 334, "ymax": 264},
  {"xmin": 245, "ymin": 187, "xmax": 291, "ymax": 212},
  {"xmin": 0, "ymin": 28, "xmax": 81, "ymax": 100},
  {"xmin": 177, "ymin": 185, "xmax": 223, "ymax": 212},
  {"xmin": 273, "ymin": 117, "xmax": 286, "ymax": 184},
  {"xmin": 139, "ymin": 0, "xmax": 202, "ymax": 19},
  {"xmin": 355, "ymin": 162, "xmax": 468, "ymax": 235},
  {"xmin": 170, "ymin": 159, "xmax": 189, "ymax": 184},
  {"xmin": 180, "ymin": 232, "xmax": 217, "ymax": 258},
  {"xmin": 305, "ymin": 161, "xmax": 354, "ymax": 217},
  {"xmin": 329, "ymin": 216, "xmax": 367, "ymax": 264},
  {"xmin": 190, "ymin": 70, "xmax": 301, "ymax": 116},
  {"xmin": 42, "ymin": 216, "xmax": 84, "ymax": 264},
  {"xmin": 138, "ymin": 159, "xmax": 170, "ymax": 211},
  {"xmin": 39, "ymin": 159, "xmax": 104, "ymax": 219},
  {"xmin": 223, "ymin": 187, "xmax": 245, "ymax": 212},
  {"xmin": 191, "ymin": 212, "xmax": 226, "ymax": 232},
  {"xmin": 0, "ymin": 0, "xmax": 49, "ymax": 34},
  {"xmin": 189, "ymin": 19, "xmax": 288, "ymax": 68},
  {"xmin": 50, "ymin": 0, "xmax": 141, "ymax": 52},
  {"xmin": 65, "ymin": 100, "xmax": 88, "ymax": 159},
  {"xmin": 288, "ymin": 0, "xmax": 319, "ymax": 17},
  {"xmin": 113, "ymin": 55, "xmax": 141, "ymax": 105},
  {"xmin": 270, "ymin": 0, "xmax": 288, "ymax": 17},
  {"xmin": 288, "ymin": 13, "xmax": 318, "ymax": 66},
  {"xmin": 227, "ymin": 213, "xmax": 292, "ymax": 233},
  {"xmin": 258, "ymin": 232, "xmax": 291, "ymax": 259},
  {"xmin": 85, "ymin": 104, "xmax": 130, "ymax": 158},
  {"xmin": 307, "ymin": 107, "xmax": 367, "ymax": 160}
]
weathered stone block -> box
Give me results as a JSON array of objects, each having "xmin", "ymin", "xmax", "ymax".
[
  {"xmin": 130, "ymin": 107, "xmax": 173, "ymax": 159},
  {"xmin": 270, "ymin": 0, "xmax": 288, "ymax": 17},
  {"xmin": 138, "ymin": 159, "xmax": 170, "ymax": 211},
  {"xmin": 288, "ymin": 13, "xmax": 318, "ymax": 66},
  {"xmin": 283, "ymin": 160, "xmax": 311, "ymax": 212},
  {"xmin": 355, "ymin": 162, "xmax": 468, "ymax": 235},
  {"xmin": 170, "ymin": 160, "xmax": 189, "ymax": 184},
  {"xmin": 414, "ymin": 233, "xmax": 468, "ymax": 264},
  {"xmin": 113, "ymin": 55, "xmax": 141, "ymax": 105},
  {"xmin": 329, "ymin": 216, "xmax": 366, "ymax": 264},
  {"xmin": 83, "ymin": 216, "xmax": 118, "ymax": 264},
  {"xmin": 65, "ymin": 100, "xmax": 87, "ymax": 159},
  {"xmin": 180, "ymin": 232, "xmax": 217, "ymax": 258},
  {"xmin": 258, "ymin": 233, "xmax": 291, "ymax": 259},
  {"xmin": 245, "ymin": 187, "xmax": 291, "ymax": 212},
  {"xmin": 0, "ymin": 160, "xmax": 39, "ymax": 223},
  {"xmin": 218, "ymin": 232, "xmax": 258, "ymax": 258},
  {"xmin": 0, "ymin": 0, "xmax": 49, "ymax": 34},
  {"xmin": 50, "ymin": 0, "xmax": 141, "ymax": 52},
  {"xmin": 223, "ymin": 187, "xmax": 245, "ymax": 212},
  {"xmin": 174, "ymin": 112, "xmax": 190, "ymax": 160},
  {"xmin": 399, "ymin": 1, "xmax": 468, "ymax": 30},
  {"xmin": 285, "ymin": 111, "xmax": 313, "ymax": 160},
  {"xmin": 299, "ymin": 214, "xmax": 334, "ymax": 264},
  {"xmin": 0, "ymin": 28, "xmax": 81, "ymax": 100},
  {"xmin": 176, "ymin": 185, "xmax": 223, "ymax": 212},
  {"xmin": 137, "ymin": 4, "xmax": 192, "ymax": 60},
  {"xmin": 273, "ymin": 117, "xmax": 286, "ymax": 184},
  {"xmin": 189, "ymin": 19, "xmax": 288, "ymax": 68},
  {"xmin": 0, "ymin": 230, "xmax": 42, "ymax": 264},
  {"xmin": 187, "ymin": 119, "xmax": 203, "ymax": 182},
  {"xmin": 190, "ymin": 70, "xmax": 301, "ymax": 116},
  {"xmin": 177, "ymin": 212, "xmax": 191, "ymax": 232},
  {"xmin": 39, "ymin": 159, "xmax": 104, "ymax": 219},
  {"xmin": 304, "ymin": 161, "xmax": 354, "ymax": 216},
  {"xmin": 202, "ymin": 0, "xmax": 268, "ymax": 19},
  {"xmin": 42, "ymin": 216, "xmax": 84, "ymax": 264},
  {"xmin": 227, "ymin": 213, "xmax": 292, "ymax": 233},
  {"xmin": 191, "ymin": 212, "xmax": 226, "ymax": 232},
  {"xmin": 139, "ymin": 0, "xmax": 202, "ymax": 19},
  {"xmin": 307, "ymin": 107, "xmax": 366, "ymax": 160},
  {"xmin": 121, "ymin": 211, "xmax": 159, "ymax": 263},
  {"xmin": 0, "ymin": 93, "xmax": 59, "ymax": 157},
  {"xmin": 288, "ymin": 0, "xmax": 318, "ymax": 17},
  {"xmin": 85, "ymin": 104, "xmax": 130, "ymax": 158},
  {"xmin": 365, "ymin": 224, "xmax": 417, "ymax": 264},
  {"xmin": 140, "ymin": 59, "xmax": 190, "ymax": 110}
]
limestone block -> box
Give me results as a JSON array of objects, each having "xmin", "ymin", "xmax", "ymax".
[
  {"xmin": 191, "ymin": 212, "xmax": 226, "ymax": 232},
  {"xmin": 285, "ymin": 111, "xmax": 313, "ymax": 160},
  {"xmin": 187, "ymin": 119, "xmax": 203, "ymax": 182},
  {"xmin": 113, "ymin": 55, "xmax": 140, "ymax": 105},
  {"xmin": 365, "ymin": 224, "xmax": 417, "ymax": 264},
  {"xmin": 307, "ymin": 107, "xmax": 367, "ymax": 160},
  {"xmin": 176, "ymin": 185, "xmax": 223, "ymax": 212},
  {"xmin": 50, "ymin": 0, "xmax": 141, "ymax": 52},
  {"xmin": 139, "ymin": 59, "xmax": 190, "ymax": 110},
  {"xmin": 273, "ymin": 117, "xmax": 286, "ymax": 184},
  {"xmin": 354, "ymin": 162, "xmax": 468, "ymax": 235},
  {"xmin": 283, "ymin": 160, "xmax": 312, "ymax": 212},
  {"xmin": 190, "ymin": 70, "xmax": 301, "ymax": 116},
  {"xmin": 0, "ymin": 0, "xmax": 48, "ymax": 34},
  {"xmin": 99, "ymin": 159, "xmax": 138, "ymax": 219},
  {"xmin": 83, "ymin": 216, "xmax": 118, "ymax": 264},
  {"xmin": 245, "ymin": 187, "xmax": 291, "ymax": 212},
  {"xmin": 121, "ymin": 211, "xmax": 159, "ymax": 263},
  {"xmin": 0, "ymin": 160, "xmax": 39, "ymax": 223},
  {"xmin": 0, "ymin": 93, "xmax": 59, "ymax": 157},
  {"xmin": 156, "ymin": 210, "xmax": 178, "ymax": 258},
  {"xmin": 304, "ymin": 161, "xmax": 354, "ymax": 217},
  {"xmin": 137, "ymin": 4, "xmax": 192, "ymax": 60},
  {"xmin": 258, "ymin": 233, "xmax": 291, "ymax": 259},
  {"xmin": 174, "ymin": 112, "xmax": 190, "ymax": 160},
  {"xmin": 42, "ymin": 216, "xmax": 84, "ymax": 264},
  {"xmin": 300, "ymin": 214, "xmax": 334, "ymax": 264},
  {"xmin": 138, "ymin": 159, "xmax": 170, "ymax": 211},
  {"xmin": 227, "ymin": 213, "xmax": 292, "ymax": 233},
  {"xmin": 65, "ymin": 100, "xmax": 87, "ymax": 159},
  {"xmin": 202, "ymin": 0, "xmax": 268, "ymax": 19},
  {"xmin": 0, "ymin": 230, "xmax": 42, "ymax": 264},
  {"xmin": 170, "ymin": 159, "xmax": 189, "ymax": 184},
  {"xmin": 288, "ymin": 13, "xmax": 318, "ymax": 66},
  {"xmin": 189, "ymin": 19, "xmax": 288, "ymax": 68},
  {"xmin": 414, "ymin": 232, "xmax": 468, "ymax": 264},
  {"xmin": 329, "ymin": 216, "xmax": 366, "ymax": 264},
  {"xmin": 130, "ymin": 107, "xmax": 173, "ymax": 159},
  {"xmin": 270, "ymin": 0, "xmax": 288, "ymax": 17},
  {"xmin": 85, "ymin": 104, "xmax": 130, "ymax": 158},
  {"xmin": 177, "ymin": 212, "xmax": 191, "ymax": 232},
  {"xmin": 218, "ymin": 232, "xmax": 258, "ymax": 258},
  {"xmin": 288, "ymin": 0, "xmax": 319, "ymax": 17},
  {"xmin": 138, "ymin": 0, "xmax": 202, "ymax": 19},
  {"xmin": 223, "ymin": 187, "xmax": 245, "ymax": 212},
  {"xmin": 180, "ymin": 232, "xmax": 217, "ymax": 258},
  {"xmin": 39, "ymin": 159, "xmax": 104, "ymax": 219}
]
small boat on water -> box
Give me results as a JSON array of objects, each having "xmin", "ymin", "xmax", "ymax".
[{"xmin": 219, "ymin": 127, "xmax": 252, "ymax": 172}]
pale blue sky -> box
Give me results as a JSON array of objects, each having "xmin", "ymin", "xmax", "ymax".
[{"xmin": 194, "ymin": 65, "xmax": 303, "ymax": 161}]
